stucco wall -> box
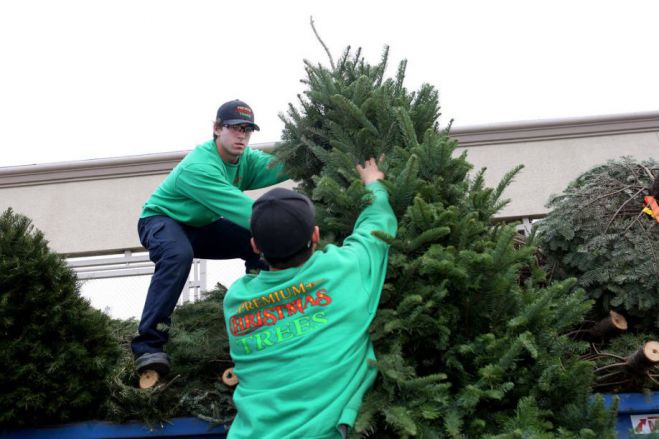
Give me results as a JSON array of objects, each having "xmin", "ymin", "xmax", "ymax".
[
  {"xmin": 1, "ymin": 174, "xmax": 295, "ymax": 255},
  {"xmin": 460, "ymin": 131, "xmax": 659, "ymax": 218},
  {"xmin": 1, "ymin": 113, "xmax": 657, "ymax": 256}
]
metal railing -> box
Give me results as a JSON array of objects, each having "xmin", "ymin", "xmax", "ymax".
[{"xmin": 67, "ymin": 251, "xmax": 208, "ymax": 318}]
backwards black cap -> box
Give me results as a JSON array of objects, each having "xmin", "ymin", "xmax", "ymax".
[
  {"xmin": 216, "ymin": 99, "xmax": 260, "ymax": 131},
  {"xmin": 251, "ymin": 188, "xmax": 315, "ymax": 260}
]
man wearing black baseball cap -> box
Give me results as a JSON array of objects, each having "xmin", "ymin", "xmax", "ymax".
[
  {"xmin": 249, "ymin": 187, "xmax": 317, "ymax": 265},
  {"xmin": 132, "ymin": 99, "xmax": 287, "ymax": 387},
  {"xmin": 223, "ymin": 158, "xmax": 398, "ymax": 438},
  {"xmin": 213, "ymin": 99, "xmax": 260, "ymax": 163}
]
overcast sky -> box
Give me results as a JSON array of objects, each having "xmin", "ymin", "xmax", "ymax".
[{"xmin": 1, "ymin": 0, "xmax": 658, "ymax": 168}]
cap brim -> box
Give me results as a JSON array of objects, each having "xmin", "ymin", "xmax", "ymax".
[{"xmin": 223, "ymin": 120, "xmax": 260, "ymax": 131}]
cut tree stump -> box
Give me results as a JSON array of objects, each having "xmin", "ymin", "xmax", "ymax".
[
  {"xmin": 592, "ymin": 340, "xmax": 659, "ymax": 391},
  {"xmin": 627, "ymin": 341, "xmax": 659, "ymax": 374},
  {"xmin": 589, "ymin": 310, "xmax": 628, "ymax": 339},
  {"xmin": 222, "ymin": 367, "xmax": 239, "ymax": 386},
  {"xmin": 139, "ymin": 369, "xmax": 160, "ymax": 389},
  {"xmin": 570, "ymin": 310, "xmax": 628, "ymax": 341}
]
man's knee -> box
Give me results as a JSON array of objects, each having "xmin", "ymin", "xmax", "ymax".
[{"xmin": 161, "ymin": 245, "xmax": 193, "ymax": 268}]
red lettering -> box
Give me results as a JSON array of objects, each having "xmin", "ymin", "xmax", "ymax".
[
  {"xmin": 230, "ymin": 316, "xmax": 240, "ymax": 336},
  {"xmin": 272, "ymin": 305, "xmax": 285, "ymax": 319},
  {"xmin": 304, "ymin": 294, "xmax": 318, "ymax": 308},
  {"xmin": 285, "ymin": 298, "xmax": 305, "ymax": 316},
  {"xmin": 315, "ymin": 289, "xmax": 332, "ymax": 306},
  {"xmin": 230, "ymin": 288, "xmax": 332, "ymax": 336},
  {"xmin": 230, "ymin": 315, "xmax": 248, "ymax": 336},
  {"xmin": 262, "ymin": 309, "xmax": 277, "ymax": 326},
  {"xmin": 245, "ymin": 312, "xmax": 262, "ymax": 330}
]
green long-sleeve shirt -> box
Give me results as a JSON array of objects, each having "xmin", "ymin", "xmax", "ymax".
[
  {"xmin": 141, "ymin": 140, "xmax": 287, "ymax": 229},
  {"xmin": 224, "ymin": 181, "xmax": 397, "ymax": 439}
]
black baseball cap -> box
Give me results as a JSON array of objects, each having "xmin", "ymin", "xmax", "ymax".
[
  {"xmin": 251, "ymin": 188, "xmax": 315, "ymax": 260},
  {"xmin": 216, "ymin": 99, "xmax": 260, "ymax": 131}
]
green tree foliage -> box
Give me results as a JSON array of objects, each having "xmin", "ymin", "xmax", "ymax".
[
  {"xmin": 276, "ymin": 46, "xmax": 616, "ymax": 437},
  {"xmin": 535, "ymin": 158, "xmax": 659, "ymax": 329},
  {"xmin": 0, "ymin": 208, "xmax": 120, "ymax": 427},
  {"xmin": 104, "ymin": 286, "xmax": 236, "ymax": 427}
]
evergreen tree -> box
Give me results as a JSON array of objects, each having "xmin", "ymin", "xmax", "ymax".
[
  {"xmin": 275, "ymin": 45, "xmax": 616, "ymax": 437},
  {"xmin": 0, "ymin": 208, "xmax": 120, "ymax": 427},
  {"xmin": 535, "ymin": 157, "xmax": 659, "ymax": 330}
]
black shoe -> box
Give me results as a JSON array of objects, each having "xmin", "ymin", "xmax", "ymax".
[{"xmin": 135, "ymin": 352, "xmax": 171, "ymax": 376}]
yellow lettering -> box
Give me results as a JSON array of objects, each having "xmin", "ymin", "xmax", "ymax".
[
  {"xmin": 261, "ymin": 292, "xmax": 277, "ymax": 306},
  {"xmin": 306, "ymin": 279, "xmax": 325, "ymax": 289},
  {"xmin": 292, "ymin": 282, "xmax": 307, "ymax": 296}
]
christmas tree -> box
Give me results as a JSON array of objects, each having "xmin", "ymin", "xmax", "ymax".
[
  {"xmin": 536, "ymin": 158, "xmax": 659, "ymax": 393},
  {"xmin": 0, "ymin": 208, "xmax": 120, "ymax": 427},
  {"xmin": 274, "ymin": 38, "xmax": 616, "ymax": 436},
  {"xmin": 0, "ymin": 206, "xmax": 237, "ymax": 428}
]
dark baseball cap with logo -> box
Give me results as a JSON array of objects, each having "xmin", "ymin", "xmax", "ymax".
[
  {"xmin": 251, "ymin": 188, "xmax": 315, "ymax": 260},
  {"xmin": 216, "ymin": 99, "xmax": 260, "ymax": 131}
]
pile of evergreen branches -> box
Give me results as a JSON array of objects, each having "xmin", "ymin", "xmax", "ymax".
[
  {"xmin": 103, "ymin": 286, "xmax": 236, "ymax": 427},
  {"xmin": 536, "ymin": 157, "xmax": 659, "ymax": 325},
  {"xmin": 535, "ymin": 158, "xmax": 659, "ymax": 393}
]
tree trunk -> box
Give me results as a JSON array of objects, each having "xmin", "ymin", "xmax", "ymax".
[
  {"xmin": 626, "ymin": 341, "xmax": 659, "ymax": 375},
  {"xmin": 588, "ymin": 310, "xmax": 628, "ymax": 339}
]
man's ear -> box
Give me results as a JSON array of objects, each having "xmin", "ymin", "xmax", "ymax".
[
  {"xmin": 213, "ymin": 121, "xmax": 223, "ymax": 136},
  {"xmin": 250, "ymin": 237, "xmax": 261, "ymax": 254},
  {"xmin": 311, "ymin": 226, "xmax": 320, "ymax": 244}
]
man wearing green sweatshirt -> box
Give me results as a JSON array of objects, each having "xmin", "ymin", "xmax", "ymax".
[
  {"xmin": 224, "ymin": 158, "xmax": 397, "ymax": 438},
  {"xmin": 132, "ymin": 100, "xmax": 288, "ymax": 380}
]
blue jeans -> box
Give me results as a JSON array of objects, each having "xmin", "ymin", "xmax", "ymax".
[{"xmin": 131, "ymin": 215, "xmax": 266, "ymax": 358}]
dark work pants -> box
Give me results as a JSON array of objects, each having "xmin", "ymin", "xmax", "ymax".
[{"xmin": 131, "ymin": 215, "xmax": 266, "ymax": 358}]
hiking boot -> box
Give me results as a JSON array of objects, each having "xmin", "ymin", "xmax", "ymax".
[{"xmin": 135, "ymin": 352, "xmax": 171, "ymax": 376}]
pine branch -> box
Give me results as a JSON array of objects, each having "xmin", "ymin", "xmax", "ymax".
[{"xmin": 603, "ymin": 187, "xmax": 646, "ymax": 234}]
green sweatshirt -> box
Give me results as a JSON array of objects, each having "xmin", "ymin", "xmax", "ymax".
[
  {"xmin": 141, "ymin": 140, "xmax": 287, "ymax": 229},
  {"xmin": 223, "ymin": 181, "xmax": 397, "ymax": 439}
]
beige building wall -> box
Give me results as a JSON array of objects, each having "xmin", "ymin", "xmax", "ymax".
[
  {"xmin": 461, "ymin": 131, "xmax": 658, "ymax": 219},
  {"xmin": 1, "ymin": 112, "xmax": 657, "ymax": 256}
]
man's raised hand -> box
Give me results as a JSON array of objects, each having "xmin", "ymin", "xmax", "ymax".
[{"xmin": 356, "ymin": 157, "xmax": 385, "ymax": 185}]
